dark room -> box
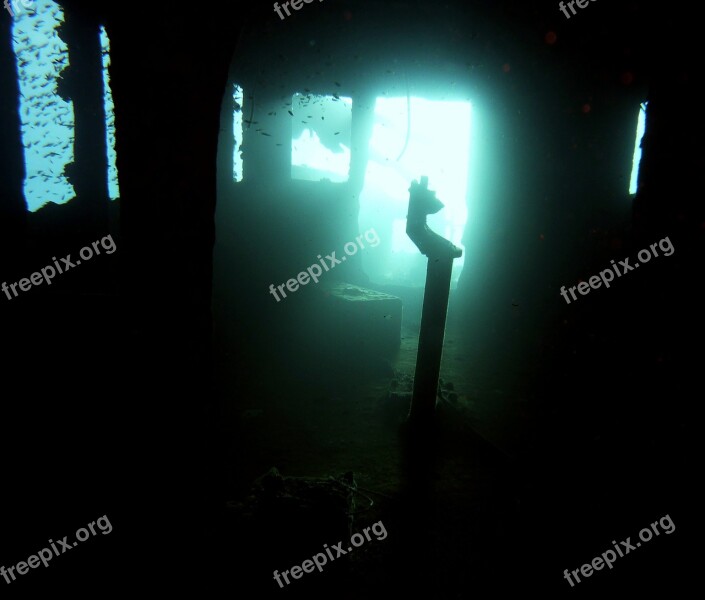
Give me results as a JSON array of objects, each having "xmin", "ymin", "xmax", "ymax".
[{"xmin": 0, "ymin": 0, "xmax": 700, "ymax": 596}]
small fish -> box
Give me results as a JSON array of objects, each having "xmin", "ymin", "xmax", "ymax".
[
  {"xmin": 288, "ymin": 110, "xmax": 294, "ymax": 116},
  {"xmin": 334, "ymin": 81, "xmax": 341, "ymax": 86},
  {"xmin": 261, "ymin": 132, "xmax": 271, "ymax": 136}
]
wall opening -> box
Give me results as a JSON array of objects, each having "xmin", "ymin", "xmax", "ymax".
[
  {"xmin": 11, "ymin": 0, "xmax": 119, "ymax": 212},
  {"xmin": 629, "ymin": 101, "xmax": 647, "ymax": 195}
]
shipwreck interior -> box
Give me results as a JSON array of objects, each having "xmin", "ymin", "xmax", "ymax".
[{"xmin": 0, "ymin": 0, "xmax": 700, "ymax": 596}]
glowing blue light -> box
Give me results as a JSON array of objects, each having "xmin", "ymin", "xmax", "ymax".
[
  {"xmin": 629, "ymin": 102, "xmax": 647, "ymax": 195},
  {"xmin": 100, "ymin": 25, "xmax": 119, "ymax": 200},
  {"xmin": 12, "ymin": 1, "xmax": 120, "ymax": 211},
  {"xmin": 233, "ymin": 84, "xmax": 243, "ymax": 181},
  {"xmin": 359, "ymin": 96, "xmax": 472, "ymax": 286},
  {"xmin": 12, "ymin": 0, "xmax": 73, "ymax": 211},
  {"xmin": 291, "ymin": 93, "xmax": 352, "ymax": 182}
]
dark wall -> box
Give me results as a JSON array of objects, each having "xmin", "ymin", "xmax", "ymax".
[{"xmin": 1, "ymin": 0, "xmax": 244, "ymax": 593}]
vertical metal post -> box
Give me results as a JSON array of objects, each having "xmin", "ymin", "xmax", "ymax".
[
  {"xmin": 405, "ymin": 176, "xmax": 462, "ymax": 423},
  {"xmin": 409, "ymin": 255, "xmax": 455, "ymax": 421}
]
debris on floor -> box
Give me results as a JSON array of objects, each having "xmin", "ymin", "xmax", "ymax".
[
  {"xmin": 226, "ymin": 468, "xmax": 369, "ymax": 541},
  {"xmin": 384, "ymin": 372, "xmax": 475, "ymax": 427}
]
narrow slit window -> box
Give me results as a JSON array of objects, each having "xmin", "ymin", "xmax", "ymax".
[
  {"xmin": 629, "ymin": 101, "xmax": 647, "ymax": 195},
  {"xmin": 233, "ymin": 83, "xmax": 244, "ymax": 182},
  {"xmin": 100, "ymin": 24, "xmax": 119, "ymax": 200}
]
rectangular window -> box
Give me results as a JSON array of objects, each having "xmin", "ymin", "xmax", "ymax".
[
  {"xmin": 12, "ymin": 0, "xmax": 120, "ymax": 211},
  {"xmin": 291, "ymin": 92, "xmax": 352, "ymax": 183},
  {"xmin": 358, "ymin": 96, "xmax": 472, "ymax": 287}
]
